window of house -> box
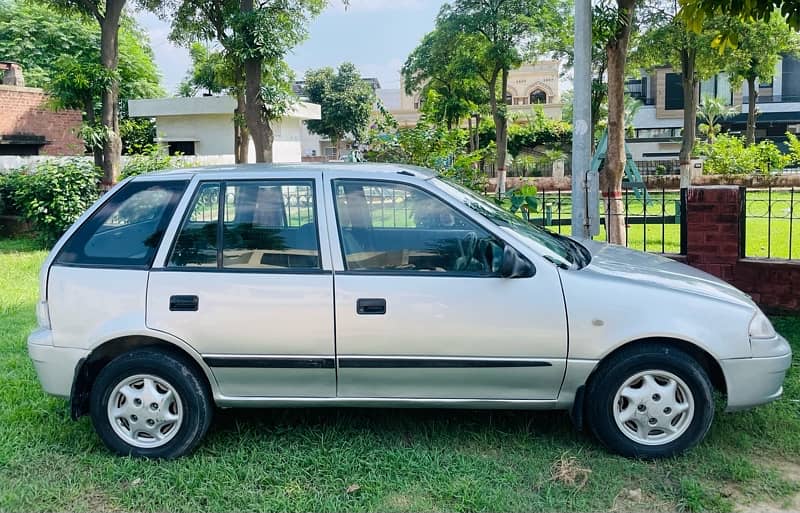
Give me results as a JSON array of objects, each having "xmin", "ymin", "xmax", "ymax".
[
  {"xmin": 167, "ymin": 141, "xmax": 196, "ymax": 156},
  {"xmin": 333, "ymin": 180, "xmax": 503, "ymax": 274},
  {"xmin": 530, "ymin": 90, "xmax": 547, "ymax": 104},
  {"xmin": 664, "ymin": 73, "xmax": 684, "ymax": 110},
  {"xmin": 783, "ymin": 55, "xmax": 800, "ymax": 100},
  {"xmin": 169, "ymin": 180, "xmax": 320, "ymax": 270},
  {"xmin": 505, "ymin": 93, "xmax": 513, "ymax": 105},
  {"xmin": 56, "ymin": 180, "xmax": 188, "ymax": 268}
]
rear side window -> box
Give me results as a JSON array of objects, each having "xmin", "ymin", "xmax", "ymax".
[
  {"xmin": 56, "ymin": 180, "xmax": 188, "ymax": 268},
  {"xmin": 168, "ymin": 179, "xmax": 321, "ymax": 270}
]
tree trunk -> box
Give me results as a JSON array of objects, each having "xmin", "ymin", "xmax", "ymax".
[
  {"xmin": 492, "ymin": 68, "xmax": 510, "ymax": 195},
  {"xmin": 679, "ymin": 49, "xmax": 698, "ymax": 189},
  {"xmin": 601, "ymin": 0, "xmax": 636, "ymax": 245},
  {"xmin": 234, "ymin": 91, "xmax": 249, "ymax": 163},
  {"xmin": 99, "ymin": 0, "xmax": 124, "ymax": 187},
  {"xmin": 84, "ymin": 97, "xmax": 103, "ymax": 169},
  {"xmin": 240, "ymin": 0, "xmax": 273, "ymax": 163},
  {"xmin": 468, "ymin": 117, "xmax": 474, "ymax": 153},
  {"xmin": 746, "ymin": 75, "xmax": 758, "ymax": 146}
]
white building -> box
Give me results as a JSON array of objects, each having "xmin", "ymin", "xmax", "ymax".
[{"xmin": 128, "ymin": 96, "xmax": 321, "ymax": 163}]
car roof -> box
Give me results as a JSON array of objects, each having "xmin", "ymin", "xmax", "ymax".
[{"xmin": 135, "ymin": 162, "xmax": 437, "ymax": 180}]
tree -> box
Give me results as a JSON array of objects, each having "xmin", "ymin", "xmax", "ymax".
[
  {"xmin": 717, "ymin": 15, "xmax": 800, "ymax": 145},
  {"xmin": 679, "ymin": 0, "xmax": 800, "ymax": 46},
  {"xmin": 598, "ymin": 0, "xmax": 637, "ymax": 245},
  {"xmin": 401, "ymin": 27, "xmax": 488, "ymax": 130},
  {"xmin": 303, "ymin": 63, "xmax": 376, "ymax": 159},
  {"xmin": 437, "ymin": 0, "xmax": 564, "ymax": 195},
  {"xmin": 632, "ymin": 1, "xmax": 723, "ymax": 187},
  {"xmin": 48, "ymin": 0, "xmax": 129, "ymax": 185},
  {"xmin": 159, "ymin": 0, "xmax": 326, "ymax": 163},
  {"xmin": 697, "ymin": 94, "xmax": 738, "ymax": 142},
  {"xmin": 160, "ymin": 0, "xmax": 249, "ymax": 161},
  {"xmin": 0, "ymin": 1, "xmax": 162, "ymax": 165},
  {"xmin": 232, "ymin": 0, "xmax": 324, "ymax": 163},
  {"xmin": 178, "ymin": 42, "xmax": 233, "ymax": 96}
]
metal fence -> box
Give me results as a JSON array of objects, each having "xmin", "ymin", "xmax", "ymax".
[
  {"xmin": 743, "ymin": 186, "xmax": 800, "ymax": 259},
  {"xmin": 498, "ymin": 185, "xmax": 686, "ymax": 255},
  {"xmin": 483, "ymin": 160, "xmax": 684, "ymax": 178}
]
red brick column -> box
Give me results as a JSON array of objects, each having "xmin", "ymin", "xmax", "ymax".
[{"xmin": 685, "ymin": 186, "xmax": 744, "ymax": 282}]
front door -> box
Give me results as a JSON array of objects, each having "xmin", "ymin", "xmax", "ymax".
[
  {"xmin": 328, "ymin": 178, "xmax": 568, "ymax": 400},
  {"xmin": 147, "ymin": 175, "xmax": 336, "ymax": 398}
]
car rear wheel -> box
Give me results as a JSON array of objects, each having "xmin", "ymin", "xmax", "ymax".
[
  {"xmin": 585, "ymin": 343, "xmax": 714, "ymax": 458},
  {"xmin": 90, "ymin": 349, "xmax": 212, "ymax": 459}
]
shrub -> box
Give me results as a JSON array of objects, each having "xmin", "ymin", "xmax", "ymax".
[
  {"xmin": 11, "ymin": 159, "xmax": 100, "ymax": 244},
  {"xmin": 121, "ymin": 145, "xmax": 176, "ymax": 179},
  {"xmin": 697, "ymin": 135, "xmax": 790, "ymax": 175}
]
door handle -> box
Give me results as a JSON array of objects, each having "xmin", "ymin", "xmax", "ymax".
[
  {"xmin": 356, "ymin": 298, "xmax": 386, "ymax": 315},
  {"xmin": 170, "ymin": 295, "xmax": 198, "ymax": 312}
]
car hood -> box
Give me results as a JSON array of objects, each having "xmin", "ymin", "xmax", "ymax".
[{"xmin": 573, "ymin": 238, "xmax": 756, "ymax": 308}]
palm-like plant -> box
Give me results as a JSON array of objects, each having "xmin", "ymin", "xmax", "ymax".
[{"xmin": 697, "ymin": 95, "xmax": 739, "ymax": 142}]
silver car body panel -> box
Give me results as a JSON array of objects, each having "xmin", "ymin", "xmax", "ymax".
[{"xmin": 27, "ymin": 163, "xmax": 791, "ymax": 414}]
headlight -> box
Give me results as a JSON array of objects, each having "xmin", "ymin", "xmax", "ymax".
[{"xmin": 749, "ymin": 310, "xmax": 776, "ymax": 340}]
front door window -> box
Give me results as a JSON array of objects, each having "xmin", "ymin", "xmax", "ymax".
[{"xmin": 332, "ymin": 180, "xmax": 503, "ymax": 274}]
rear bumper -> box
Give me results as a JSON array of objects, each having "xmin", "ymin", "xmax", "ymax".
[
  {"xmin": 27, "ymin": 329, "xmax": 87, "ymax": 398},
  {"xmin": 722, "ymin": 337, "xmax": 792, "ymax": 411}
]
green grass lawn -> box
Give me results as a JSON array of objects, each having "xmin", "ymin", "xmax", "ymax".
[{"xmin": 1, "ymin": 237, "xmax": 799, "ymax": 512}]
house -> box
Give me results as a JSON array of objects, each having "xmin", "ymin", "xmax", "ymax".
[
  {"xmin": 626, "ymin": 55, "xmax": 800, "ymax": 163},
  {"xmin": 0, "ymin": 62, "xmax": 83, "ymax": 156},
  {"xmin": 377, "ymin": 60, "xmax": 564, "ymax": 127},
  {"xmin": 128, "ymin": 96, "xmax": 321, "ymax": 163}
]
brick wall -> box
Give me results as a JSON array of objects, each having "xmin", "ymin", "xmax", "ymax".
[
  {"xmin": 0, "ymin": 85, "xmax": 83, "ymax": 155},
  {"xmin": 685, "ymin": 185, "xmax": 800, "ymax": 312}
]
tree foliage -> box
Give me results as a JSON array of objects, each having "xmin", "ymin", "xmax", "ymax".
[
  {"xmin": 178, "ymin": 42, "xmax": 235, "ymax": 96},
  {"xmin": 716, "ymin": 14, "xmax": 800, "ymax": 144},
  {"xmin": 304, "ymin": 62, "xmax": 376, "ymax": 151},
  {"xmin": 696, "ymin": 94, "xmax": 738, "ymax": 141},
  {"xmin": 0, "ymin": 0, "xmax": 162, "ymax": 158},
  {"xmin": 401, "ymin": 25, "xmax": 488, "ymax": 129},
  {"xmin": 431, "ymin": 0, "xmax": 567, "ymax": 194},
  {"xmin": 0, "ymin": 1, "xmax": 162, "ymax": 102},
  {"xmin": 679, "ymin": 0, "xmax": 800, "ymax": 48}
]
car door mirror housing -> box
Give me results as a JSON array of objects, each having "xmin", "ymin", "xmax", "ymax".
[{"xmin": 499, "ymin": 245, "xmax": 535, "ymax": 278}]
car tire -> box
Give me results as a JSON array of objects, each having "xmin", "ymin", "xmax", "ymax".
[
  {"xmin": 585, "ymin": 343, "xmax": 714, "ymax": 459},
  {"xmin": 89, "ymin": 349, "xmax": 213, "ymax": 459}
]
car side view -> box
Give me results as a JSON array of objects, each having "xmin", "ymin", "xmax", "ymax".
[{"xmin": 28, "ymin": 163, "xmax": 791, "ymax": 459}]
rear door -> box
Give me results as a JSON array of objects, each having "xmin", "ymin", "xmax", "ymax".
[
  {"xmin": 146, "ymin": 172, "xmax": 336, "ymax": 399},
  {"xmin": 327, "ymin": 177, "xmax": 568, "ymax": 400}
]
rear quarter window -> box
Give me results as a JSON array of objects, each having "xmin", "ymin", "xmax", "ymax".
[{"xmin": 55, "ymin": 180, "xmax": 188, "ymax": 268}]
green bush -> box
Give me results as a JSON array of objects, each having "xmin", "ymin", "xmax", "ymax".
[
  {"xmin": 121, "ymin": 145, "xmax": 177, "ymax": 179},
  {"xmin": 697, "ymin": 135, "xmax": 790, "ymax": 175},
  {"xmin": 10, "ymin": 160, "xmax": 100, "ymax": 244}
]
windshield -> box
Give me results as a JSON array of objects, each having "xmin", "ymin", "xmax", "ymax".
[{"xmin": 433, "ymin": 178, "xmax": 586, "ymax": 267}]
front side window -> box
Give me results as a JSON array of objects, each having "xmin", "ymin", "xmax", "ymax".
[
  {"xmin": 333, "ymin": 180, "xmax": 503, "ymax": 274},
  {"xmin": 169, "ymin": 180, "xmax": 321, "ymax": 270},
  {"xmin": 56, "ymin": 180, "xmax": 188, "ymax": 268}
]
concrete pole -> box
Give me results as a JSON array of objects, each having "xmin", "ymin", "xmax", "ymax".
[{"xmin": 571, "ymin": 0, "xmax": 599, "ymax": 238}]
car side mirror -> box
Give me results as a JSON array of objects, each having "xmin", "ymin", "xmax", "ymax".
[{"xmin": 499, "ymin": 245, "xmax": 535, "ymax": 278}]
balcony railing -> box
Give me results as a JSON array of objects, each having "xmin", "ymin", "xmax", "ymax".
[{"xmin": 742, "ymin": 95, "xmax": 800, "ymax": 104}]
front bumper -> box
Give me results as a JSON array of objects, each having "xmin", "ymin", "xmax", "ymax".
[
  {"xmin": 27, "ymin": 328, "xmax": 88, "ymax": 398},
  {"xmin": 722, "ymin": 334, "xmax": 793, "ymax": 411}
]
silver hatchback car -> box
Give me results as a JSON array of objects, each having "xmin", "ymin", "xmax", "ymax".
[{"xmin": 28, "ymin": 164, "xmax": 791, "ymax": 459}]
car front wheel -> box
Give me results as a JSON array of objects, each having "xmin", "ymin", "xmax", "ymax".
[
  {"xmin": 89, "ymin": 349, "xmax": 213, "ymax": 459},
  {"xmin": 585, "ymin": 343, "xmax": 715, "ymax": 458}
]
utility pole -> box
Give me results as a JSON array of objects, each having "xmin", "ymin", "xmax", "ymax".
[{"xmin": 571, "ymin": 0, "xmax": 599, "ymax": 238}]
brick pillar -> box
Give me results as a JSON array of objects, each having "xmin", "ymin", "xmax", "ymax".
[{"xmin": 685, "ymin": 186, "xmax": 744, "ymax": 282}]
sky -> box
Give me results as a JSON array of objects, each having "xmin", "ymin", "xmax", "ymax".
[{"xmin": 135, "ymin": 0, "xmax": 449, "ymax": 96}]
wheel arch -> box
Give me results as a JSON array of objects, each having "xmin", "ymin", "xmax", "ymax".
[
  {"xmin": 571, "ymin": 336, "xmax": 726, "ymax": 431},
  {"xmin": 70, "ymin": 335, "xmax": 217, "ymax": 420}
]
